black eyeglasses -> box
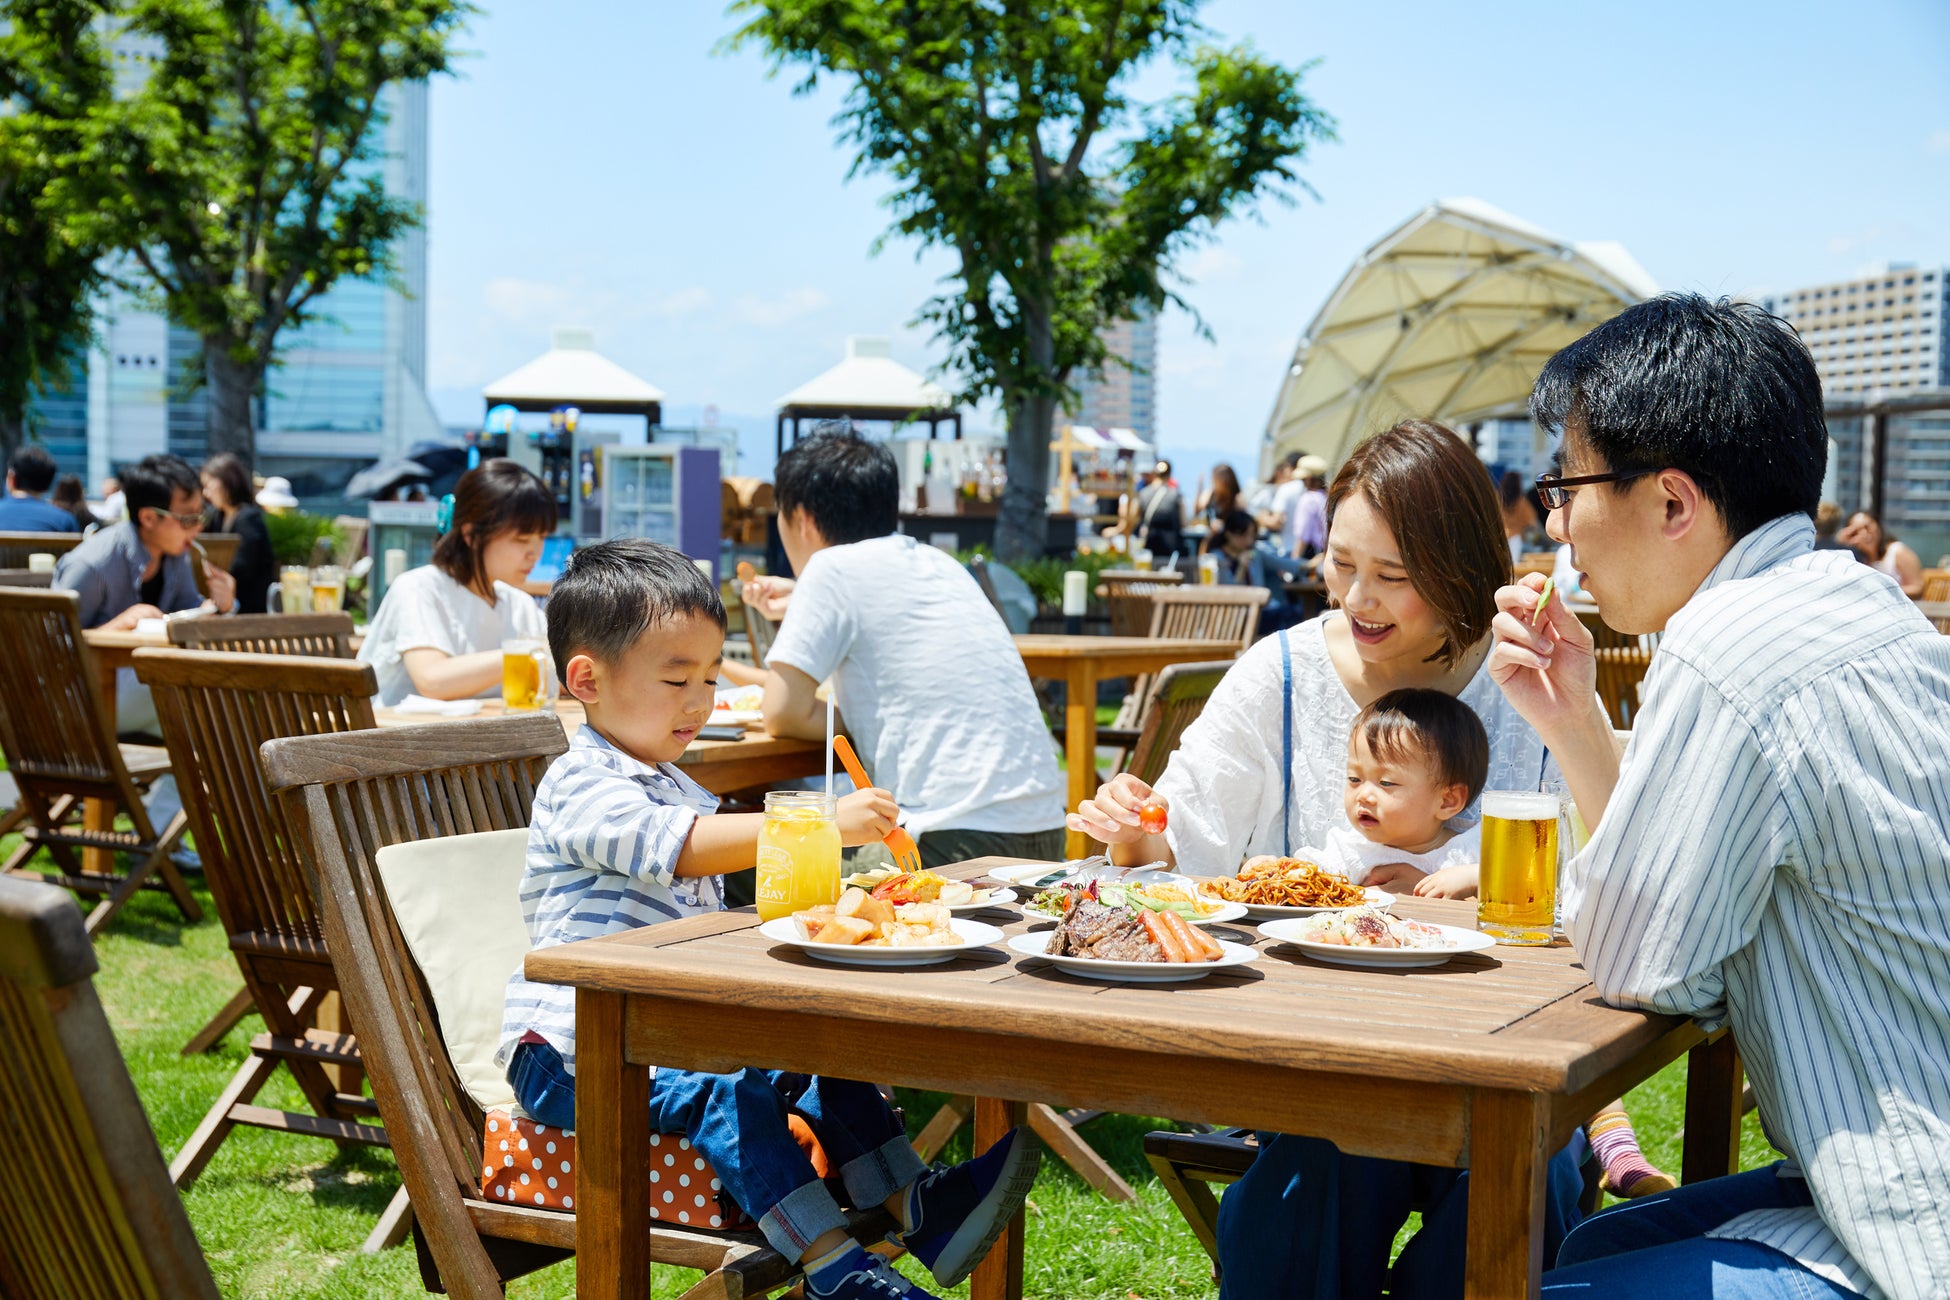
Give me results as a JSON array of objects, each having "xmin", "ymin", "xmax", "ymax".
[{"xmin": 1534, "ymin": 469, "xmax": 1659, "ymax": 511}]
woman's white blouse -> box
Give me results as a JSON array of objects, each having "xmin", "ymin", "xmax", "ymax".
[{"xmin": 1152, "ymin": 612, "xmax": 1553, "ymax": 876}]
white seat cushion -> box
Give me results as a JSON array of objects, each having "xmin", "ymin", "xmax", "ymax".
[{"xmin": 373, "ymin": 827, "xmax": 530, "ymax": 1112}]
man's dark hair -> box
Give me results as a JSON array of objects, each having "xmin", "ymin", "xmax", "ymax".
[
  {"xmin": 1221, "ymin": 508, "xmax": 1257, "ymax": 539},
  {"xmin": 773, "ymin": 430, "xmax": 898, "ymax": 545},
  {"xmin": 1352, "ymin": 687, "xmax": 1490, "ymax": 803},
  {"xmin": 7, "ymin": 445, "xmax": 58, "ymax": 495},
  {"xmin": 546, "ymin": 538, "xmax": 726, "ymax": 683},
  {"xmin": 121, "ymin": 454, "xmax": 201, "ymax": 522},
  {"xmin": 1530, "ymin": 293, "xmax": 1826, "ymax": 540}
]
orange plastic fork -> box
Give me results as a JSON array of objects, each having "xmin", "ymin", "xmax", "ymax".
[{"xmin": 831, "ymin": 735, "xmax": 922, "ymax": 874}]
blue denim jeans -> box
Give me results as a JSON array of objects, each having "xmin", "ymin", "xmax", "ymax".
[
  {"xmin": 1215, "ymin": 1132, "xmax": 1587, "ymax": 1299},
  {"xmin": 1542, "ymin": 1163, "xmax": 1863, "ymax": 1297},
  {"xmin": 508, "ymin": 1040, "xmax": 925, "ymax": 1261}
]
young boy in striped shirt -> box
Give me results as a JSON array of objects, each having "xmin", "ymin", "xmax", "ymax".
[{"xmin": 498, "ymin": 538, "xmax": 1040, "ymax": 1300}]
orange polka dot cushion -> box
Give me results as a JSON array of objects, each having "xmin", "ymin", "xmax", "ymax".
[{"xmin": 480, "ymin": 1109, "xmax": 831, "ymax": 1229}]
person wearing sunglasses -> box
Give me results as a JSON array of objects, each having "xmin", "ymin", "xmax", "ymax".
[{"xmin": 54, "ymin": 453, "xmax": 236, "ymax": 733}]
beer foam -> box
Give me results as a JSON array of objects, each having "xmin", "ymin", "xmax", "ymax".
[{"xmin": 1480, "ymin": 790, "xmax": 1562, "ymax": 820}]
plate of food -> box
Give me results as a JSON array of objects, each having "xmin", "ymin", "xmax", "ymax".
[
  {"xmin": 1006, "ymin": 888, "xmax": 1257, "ymax": 983},
  {"xmin": 711, "ymin": 684, "xmax": 766, "ymax": 726},
  {"xmin": 1196, "ymin": 857, "xmax": 1394, "ymax": 919},
  {"xmin": 766, "ymin": 891, "xmax": 1003, "ymax": 967},
  {"xmin": 1258, "ymin": 906, "xmax": 1496, "ymax": 969},
  {"xmin": 842, "ymin": 867, "xmax": 1014, "ymax": 913},
  {"xmin": 1022, "ymin": 879, "xmax": 1246, "ymax": 927}
]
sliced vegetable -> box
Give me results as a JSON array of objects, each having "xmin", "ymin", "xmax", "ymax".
[{"xmin": 1532, "ymin": 576, "xmax": 1555, "ymax": 628}]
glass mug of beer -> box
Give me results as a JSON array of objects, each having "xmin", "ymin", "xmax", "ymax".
[
  {"xmin": 278, "ymin": 565, "xmax": 310, "ymax": 613},
  {"xmin": 1477, "ymin": 790, "xmax": 1560, "ymax": 945},
  {"xmin": 501, "ymin": 639, "xmax": 555, "ymax": 713},
  {"xmin": 309, "ymin": 565, "xmax": 346, "ymax": 613}
]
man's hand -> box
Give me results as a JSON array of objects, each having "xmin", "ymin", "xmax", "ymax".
[
  {"xmin": 1361, "ymin": 861, "xmax": 1429, "ymax": 894},
  {"xmin": 742, "ymin": 575, "xmax": 795, "ymax": 622},
  {"xmin": 836, "ymin": 786, "xmax": 900, "ymax": 847},
  {"xmin": 1486, "ymin": 573, "xmax": 1598, "ymax": 741},
  {"xmin": 203, "ymin": 564, "xmax": 237, "ymax": 614},
  {"xmin": 1067, "ymin": 773, "xmax": 1158, "ymax": 846},
  {"xmin": 105, "ymin": 603, "xmax": 164, "ymax": 632},
  {"xmin": 1411, "ymin": 864, "xmax": 1480, "ymax": 899}
]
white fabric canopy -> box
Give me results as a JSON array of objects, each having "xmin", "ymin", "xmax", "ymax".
[
  {"xmin": 775, "ymin": 336, "xmax": 953, "ymax": 414},
  {"xmin": 1263, "ymin": 198, "xmax": 1657, "ymax": 472},
  {"xmin": 484, "ymin": 328, "xmax": 666, "ymax": 406}
]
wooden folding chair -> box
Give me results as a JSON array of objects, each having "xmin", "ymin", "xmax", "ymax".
[
  {"xmin": 0, "ymin": 568, "xmax": 54, "ymax": 587},
  {"xmin": 0, "ymin": 875, "xmax": 222, "ymax": 1299},
  {"xmin": 167, "ymin": 610, "xmax": 356, "ymax": 658},
  {"xmin": 1106, "ymin": 585, "xmax": 1266, "ymax": 738},
  {"xmin": 1096, "ymin": 568, "xmax": 1184, "ymax": 637},
  {"xmin": 1917, "ymin": 600, "xmax": 1950, "ymax": 633},
  {"xmin": 262, "ymin": 716, "xmax": 892, "ymax": 1298},
  {"xmin": 0, "ymin": 589, "xmax": 200, "ymax": 936},
  {"xmin": 1591, "ymin": 624, "xmax": 1660, "ymax": 730},
  {"xmin": 134, "ymin": 648, "xmax": 400, "ymax": 1238},
  {"xmin": 739, "ymin": 585, "xmax": 780, "ymax": 667},
  {"xmin": 0, "ymin": 529, "xmax": 84, "ymax": 568},
  {"xmin": 1919, "ymin": 568, "xmax": 1950, "ymax": 603},
  {"xmin": 1141, "ymin": 1128, "xmax": 1258, "ymax": 1263}
]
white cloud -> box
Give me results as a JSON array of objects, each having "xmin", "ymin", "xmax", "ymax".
[
  {"xmin": 1930, "ymin": 129, "xmax": 1950, "ymax": 155},
  {"xmin": 482, "ymin": 276, "xmax": 577, "ymax": 322},
  {"xmin": 1180, "ymin": 245, "xmax": 1245, "ymax": 283},
  {"xmin": 733, "ymin": 287, "xmax": 830, "ymax": 328},
  {"xmin": 647, "ymin": 286, "xmax": 713, "ymax": 318}
]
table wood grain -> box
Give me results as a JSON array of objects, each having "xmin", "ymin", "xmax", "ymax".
[{"xmin": 527, "ymin": 858, "xmax": 1737, "ymax": 1300}]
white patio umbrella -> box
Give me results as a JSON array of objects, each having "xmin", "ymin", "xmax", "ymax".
[{"xmin": 1262, "ymin": 198, "xmax": 1658, "ymax": 473}]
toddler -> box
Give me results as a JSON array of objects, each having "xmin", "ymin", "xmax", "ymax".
[{"xmin": 498, "ymin": 539, "xmax": 1041, "ymax": 1299}]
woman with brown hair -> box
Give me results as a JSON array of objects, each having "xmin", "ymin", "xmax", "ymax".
[
  {"xmin": 199, "ymin": 452, "xmax": 276, "ymax": 613},
  {"xmin": 1838, "ymin": 509, "xmax": 1924, "ymax": 598},
  {"xmin": 1070, "ymin": 420, "xmax": 1588, "ymax": 1298},
  {"xmin": 1194, "ymin": 462, "xmax": 1241, "ymax": 551},
  {"xmin": 356, "ymin": 458, "xmax": 555, "ymax": 705}
]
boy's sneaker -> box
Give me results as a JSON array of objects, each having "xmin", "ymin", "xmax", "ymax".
[
  {"xmin": 899, "ymin": 1125, "xmax": 1042, "ymax": 1288},
  {"xmin": 804, "ymin": 1245, "xmax": 941, "ymax": 1300}
]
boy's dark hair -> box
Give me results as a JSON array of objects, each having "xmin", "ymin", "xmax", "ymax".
[
  {"xmin": 121, "ymin": 454, "xmax": 201, "ymax": 521},
  {"xmin": 772, "ymin": 430, "xmax": 899, "ymax": 546},
  {"xmin": 1530, "ymin": 293, "xmax": 1826, "ymax": 541},
  {"xmin": 8, "ymin": 445, "xmax": 58, "ymax": 495},
  {"xmin": 1350, "ymin": 688, "xmax": 1490, "ymax": 802},
  {"xmin": 546, "ymin": 538, "xmax": 726, "ymax": 683},
  {"xmin": 431, "ymin": 459, "xmax": 557, "ymax": 595}
]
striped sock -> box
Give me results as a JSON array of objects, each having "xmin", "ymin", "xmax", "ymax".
[{"xmin": 1586, "ymin": 1107, "xmax": 1676, "ymax": 1198}]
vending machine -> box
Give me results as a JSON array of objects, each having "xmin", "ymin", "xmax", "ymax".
[{"xmin": 507, "ymin": 405, "xmax": 621, "ymax": 538}]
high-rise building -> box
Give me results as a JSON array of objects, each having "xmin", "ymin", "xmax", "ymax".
[
  {"xmin": 1066, "ymin": 306, "xmax": 1158, "ymax": 444},
  {"xmin": 27, "ymin": 44, "xmax": 437, "ymax": 505}
]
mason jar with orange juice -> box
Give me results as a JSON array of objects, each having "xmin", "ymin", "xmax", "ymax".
[{"xmin": 754, "ymin": 791, "xmax": 841, "ymax": 921}]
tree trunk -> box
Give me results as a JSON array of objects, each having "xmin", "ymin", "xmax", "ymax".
[
  {"xmin": 996, "ymin": 388, "xmax": 1056, "ymax": 562},
  {"xmin": 0, "ymin": 409, "xmax": 22, "ymax": 463},
  {"xmin": 203, "ymin": 337, "xmax": 260, "ymax": 462}
]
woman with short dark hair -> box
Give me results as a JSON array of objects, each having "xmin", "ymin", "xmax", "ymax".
[
  {"xmin": 200, "ymin": 453, "xmax": 276, "ymax": 613},
  {"xmin": 356, "ymin": 459, "xmax": 556, "ymax": 704}
]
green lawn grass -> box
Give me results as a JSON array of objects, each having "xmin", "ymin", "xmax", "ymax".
[{"xmin": 35, "ymin": 864, "xmax": 1777, "ymax": 1298}]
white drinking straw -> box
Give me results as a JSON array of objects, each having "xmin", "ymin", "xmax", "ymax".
[{"xmin": 825, "ymin": 688, "xmax": 835, "ymax": 800}]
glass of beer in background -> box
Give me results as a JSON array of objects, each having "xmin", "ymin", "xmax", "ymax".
[
  {"xmin": 309, "ymin": 565, "xmax": 345, "ymax": 613},
  {"xmin": 1478, "ymin": 790, "xmax": 1560, "ymax": 945},
  {"xmin": 501, "ymin": 638, "xmax": 553, "ymax": 712},
  {"xmin": 279, "ymin": 565, "xmax": 310, "ymax": 613}
]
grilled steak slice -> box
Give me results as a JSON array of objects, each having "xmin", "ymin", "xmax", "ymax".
[{"xmin": 1089, "ymin": 924, "xmax": 1163, "ymax": 962}]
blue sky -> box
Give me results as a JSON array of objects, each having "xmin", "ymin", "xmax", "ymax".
[{"xmin": 424, "ymin": 0, "xmax": 1950, "ymax": 484}]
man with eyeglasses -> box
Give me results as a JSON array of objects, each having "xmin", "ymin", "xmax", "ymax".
[
  {"xmin": 55, "ymin": 453, "xmax": 237, "ymax": 734},
  {"xmin": 1491, "ymin": 294, "xmax": 1950, "ymax": 1298}
]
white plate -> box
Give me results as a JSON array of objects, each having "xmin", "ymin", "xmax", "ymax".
[
  {"xmin": 710, "ymin": 708, "xmax": 765, "ymax": 726},
  {"xmin": 1256, "ymin": 918, "xmax": 1496, "ymax": 968},
  {"xmin": 839, "ymin": 873, "xmax": 1017, "ymax": 914},
  {"xmin": 986, "ymin": 862, "xmax": 1083, "ymax": 888},
  {"xmin": 1197, "ymin": 886, "xmax": 1395, "ymax": 920},
  {"xmin": 758, "ymin": 916, "xmax": 1004, "ymax": 967},
  {"xmin": 1005, "ymin": 930, "xmax": 1258, "ymax": 983},
  {"xmin": 1018, "ymin": 896, "xmax": 1248, "ymax": 927}
]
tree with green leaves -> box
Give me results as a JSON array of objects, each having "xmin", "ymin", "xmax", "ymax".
[
  {"xmin": 0, "ymin": 0, "xmax": 112, "ymax": 457},
  {"xmin": 30, "ymin": 0, "xmax": 470, "ymax": 462},
  {"xmin": 730, "ymin": 0, "xmax": 1334, "ymax": 559}
]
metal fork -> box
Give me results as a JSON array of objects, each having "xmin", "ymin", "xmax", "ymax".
[{"xmin": 831, "ymin": 735, "xmax": 922, "ymax": 874}]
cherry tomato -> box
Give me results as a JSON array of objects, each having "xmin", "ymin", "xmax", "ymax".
[{"xmin": 1138, "ymin": 800, "xmax": 1169, "ymax": 835}]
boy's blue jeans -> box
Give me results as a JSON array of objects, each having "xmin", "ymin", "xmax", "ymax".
[{"xmin": 509, "ymin": 1040, "xmax": 926, "ymax": 1260}]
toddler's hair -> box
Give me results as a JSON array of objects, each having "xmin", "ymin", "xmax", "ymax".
[
  {"xmin": 545, "ymin": 538, "xmax": 725, "ymax": 683},
  {"xmin": 1349, "ymin": 688, "xmax": 1489, "ymax": 801}
]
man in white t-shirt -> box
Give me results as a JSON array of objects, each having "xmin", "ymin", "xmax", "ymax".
[{"xmin": 726, "ymin": 431, "xmax": 1065, "ymax": 867}]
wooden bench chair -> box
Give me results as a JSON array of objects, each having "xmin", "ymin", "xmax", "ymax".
[
  {"xmin": 133, "ymin": 648, "xmax": 402, "ymax": 1246},
  {"xmin": 167, "ymin": 610, "xmax": 357, "ymax": 658},
  {"xmin": 0, "ymin": 568, "xmax": 54, "ymax": 587},
  {"xmin": 739, "ymin": 585, "xmax": 779, "ymax": 667},
  {"xmin": 262, "ymin": 716, "xmax": 892, "ymax": 1298},
  {"xmin": 0, "ymin": 529, "xmax": 83, "ymax": 568},
  {"xmin": 0, "ymin": 589, "xmax": 200, "ymax": 936},
  {"xmin": 0, "ymin": 875, "xmax": 222, "ymax": 1298}
]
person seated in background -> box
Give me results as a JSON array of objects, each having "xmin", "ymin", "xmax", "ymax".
[
  {"xmin": 1283, "ymin": 454, "xmax": 1329, "ymax": 561},
  {"xmin": 50, "ymin": 474, "xmax": 96, "ymax": 532},
  {"xmin": 1251, "ymin": 450, "xmax": 1298, "ymax": 530},
  {"xmin": 199, "ymin": 453, "xmax": 276, "ymax": 614},
  {"xmin": 1838, "ymin": 509, "xmax": 1924, "ymax": 596},
  {"xmin": 1213, "ymin": 509, "xmax": 1297, "ymax": 632},
  {"xmin": 1128, "ymin": 458, "xmax": 1185, "ymax": 560},
  {"xmin": 54, "ymin": 453, "xmax": 236, "ymax": 735},
  {"xmin": 358, "ymin": 459, "xmax": 553, "ymax": 706},
  {"xmin": 0, "ymin": 445, "xmax": 83, "ymax": 533},
  {"xmin": 1811, "ymin": 500, "xmax": 1849, "ymax": 552},
  {"xmin": 725, "ymin": 429, "xmax": 1066, "ymax": 869},
  {"xmin": 499, "ymin": 538, "xmax": 1039, "ymax": 1300},
  {"xmin": 1499, "ymin": 468, "xmax": 1540, "ymax": 565},
  {"xmin": 94, "ymin": 475, "xmax": 124, "ymax": 524},
  {"xmin": 1194, "ymin": 462, "xmax": 1241, "ymax": 552}
]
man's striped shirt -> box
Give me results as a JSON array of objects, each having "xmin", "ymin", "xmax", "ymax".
[{"xmin": 1566, "ymin": 513, "xmax": 1950, "ymax": 1298}]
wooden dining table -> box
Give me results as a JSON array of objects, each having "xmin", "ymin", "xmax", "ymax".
[
  {"xmin": 1012, "ymin": 635, "xmax": 1246, "ymax": 856},
  {"xmin": 529, "ymin": 858, "xmax": 1743, "ymax": 1300}
]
